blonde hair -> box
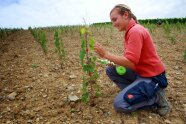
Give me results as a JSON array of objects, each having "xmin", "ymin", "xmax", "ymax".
[{"xmin": 110, "ymin": 4, "xmax": 138, "ymax": 23}]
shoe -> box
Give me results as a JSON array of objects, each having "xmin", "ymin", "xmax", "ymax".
[{"xmin": 156, "ymin": 89, "xmax": 171, "ymax": 116}]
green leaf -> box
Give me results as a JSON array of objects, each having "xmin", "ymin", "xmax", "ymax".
[
  {"xmin": 90, "ymin": 56, "xmax": 97, "ymax": 63},
  {"xmin": 92, "ymin": 56, "xmax": 97, "ymax": 61},
  {"xmin": 89, "ymin": 37, "xmax": 95, "ymax": 50},
  {"xmin": 81, "ymin": 39, "xmax": 85, "ymax": 48},
  {"xmin": 95, "ymin": 91, "xmax": 102, "ymax": 97},
  {"xmin": 82, "ymin": 77, "xmax": 89, "ymax": 103},
  {"xmin": 83, "ymin": 64, "xmax": 89, "ymax": 72},
  {"xmin": 80, "ymin": 28, "xmax": 87, "ymax": 35},
  {"xmin": 82, "ymin": 77, "xmax": 88, "ymax": 88},
  {"xmin": 83, "ymin": 64, "xmax": 94, "ymax": 73},
  {"xmin": 90, "ymin": 71, "xmax": 99, "ymax": 80},
  {"xmin": 80, "ymin": 49, "xmax": 86, "ymax": 61},
  {"xmin": 31, "ymin": 64, "xmax": 39, "ymax": 68},
  {"xmin": 82, "ymin": 92, "xmax": 89, "ymax": 103}
]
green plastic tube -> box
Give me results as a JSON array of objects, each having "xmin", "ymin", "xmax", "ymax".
[{"xmin": 116, "ymin": 66, "xmax": 126, "ymax": 75}]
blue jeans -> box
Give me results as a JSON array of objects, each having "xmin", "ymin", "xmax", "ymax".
[{"xmin": 106, "ymin": 66, "xmax": 166, "ymax": 113}]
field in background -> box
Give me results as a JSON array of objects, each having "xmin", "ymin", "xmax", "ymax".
[{"xmin": 0, "ymin": 18, "xmax": 186, "ymax": 124}]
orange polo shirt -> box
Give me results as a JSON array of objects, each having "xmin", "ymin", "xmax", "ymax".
[{"xmin": 124, "ymin": 19, "xmax": 165, "ymax": 77}]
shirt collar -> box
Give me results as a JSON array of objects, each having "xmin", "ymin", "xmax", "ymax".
[{"xmin": 126, "ymin": 18, "xmax": 137, "ymax": 32}]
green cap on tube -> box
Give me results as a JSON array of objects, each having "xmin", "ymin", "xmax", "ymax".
[{"xmin": 116, "ymin": 66, "xmax": 126, "ymax": 75}]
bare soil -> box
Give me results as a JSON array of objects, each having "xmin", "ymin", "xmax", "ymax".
[{"xmin": 0, "ymin": 25, "xmax": 186, "ymax": 124}]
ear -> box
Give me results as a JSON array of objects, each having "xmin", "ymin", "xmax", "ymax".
[{"xmin": 123, "ymin": 11, "xmax": 129, "ymax": 19}]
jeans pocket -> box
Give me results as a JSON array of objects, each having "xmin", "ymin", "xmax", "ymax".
[{"xmin": 124, "ymin": 81, "xmax": 159, "ymax": 105}]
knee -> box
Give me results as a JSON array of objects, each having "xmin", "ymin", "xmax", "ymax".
[
  {"xmin": 113, "ymin": 97, "xmax": 132, "ymax": 113},
  {"xmin": 113, "ymin": 100, "xmax": 122, "ymax": 112}
]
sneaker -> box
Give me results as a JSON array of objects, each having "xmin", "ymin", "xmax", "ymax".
[{"xmin": 156, "ymin": 89, "xmax": 171, "ymax": 116}]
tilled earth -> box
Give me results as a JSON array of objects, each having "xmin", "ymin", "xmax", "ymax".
[{"xmin": 0, "ymin": 25, "xmax": 186, "ymax": 124}]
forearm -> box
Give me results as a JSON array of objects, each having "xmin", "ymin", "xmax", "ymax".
[
  {"xmin": 94, "ymin": 42, "xmax": 135, "ymax": 69},
  {"xmin": 104, "ymin": 52, "xmax": 135, "ymax": 69}
]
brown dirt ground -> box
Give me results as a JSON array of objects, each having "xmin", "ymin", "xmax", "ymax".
[{"xmin": 0, "ymin": 25, "xmax": 186, "ymax": 124}]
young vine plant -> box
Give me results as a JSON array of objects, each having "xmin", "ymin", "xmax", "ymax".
[
  {"xmin": 29, "ymin": 27, "xmax": 47, "ymax": 54},
  {"xmin": 80, "ymin": 27, "xmax": 101, "ymax": 106},
  {"xmin": 54, "ymin": 30, "xmax": 66, "ymax": 68}
]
